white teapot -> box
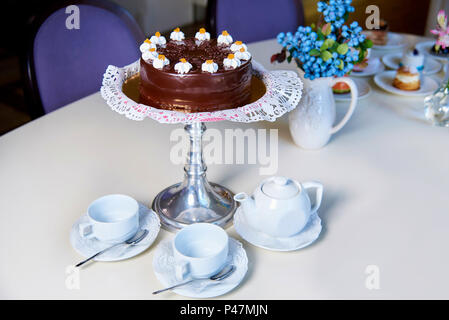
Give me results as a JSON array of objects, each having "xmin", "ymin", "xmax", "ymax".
[{"xmin": 234, "ymin": 177, "xmax": 323, "ymax": 238}]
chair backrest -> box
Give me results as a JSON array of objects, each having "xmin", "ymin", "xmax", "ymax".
[
  {"xmin": 208, "ymin": 0, "xmax": 304, "ymax": 43},
  {"xmin": 27, "ymin": 0, "xmax": 144, "ymax": 116}
]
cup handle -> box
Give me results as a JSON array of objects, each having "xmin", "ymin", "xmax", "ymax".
[
  {"xmin": 330, "ymin": 77, "xmax": 358, "ymax": 135},
  {"xmin": 302, "ymin": 181, "xmax": 324, "ymax": 214},
  {"xmin": 79, "ymin": 222, "xmax": 95, "ymax": 239},
  {"xmin": 174, "ymin": 260, "xmax": 190, "ymax": 281}
]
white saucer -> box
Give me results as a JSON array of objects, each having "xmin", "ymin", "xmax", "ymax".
[
  {"xmin": 334, "ymin": 78, "xmax": 371, "ymax": 101},
  {"xmin": 152, "ymin": 237, "xmax": 248, "ymax": 298},
  {"xmin": 233, "ymin": 207, "xmax": 322, "ymax": 252},
  {"xmin": 416, "ymin": 41, "xmax": 449, "ymax": 62},
  {"xmin": 364, "ymin": 32, "xmax": 407, "ymax": 51},
  {"xmin": 382, "ymin": 52, "xmax": 442, "ymax": 75},
  {"xmin": 374, "ymin": 71, "xmax": 439, "ymax": 97},
  {"xmin": 70, "ymin": 203, "xmax": 160, "ymax": 262},
  {"xmin": 350, "ymin": 57, "xmax": 385, "ymax": 77}
]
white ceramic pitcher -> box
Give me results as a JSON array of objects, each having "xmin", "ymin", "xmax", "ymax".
[{"xmin": 289, "ymin": 72, "xmax": 358, "ymax": 149}]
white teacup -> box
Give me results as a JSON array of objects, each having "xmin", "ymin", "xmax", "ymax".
[
  {"xmin": 173, "ymin": 223, "xmax": 229, "ymax": 280},
  {"xmin": 79, "ymin": 194, "xmax": 139, "ymax": 243}
]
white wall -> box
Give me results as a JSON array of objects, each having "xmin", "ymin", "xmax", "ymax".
[{"xmin": 112, "ymin": 0, "xmax": 194, "ymax": 35}]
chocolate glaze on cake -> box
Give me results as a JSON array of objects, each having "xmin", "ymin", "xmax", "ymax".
[{"xmin": 139, "ymin": 37, "xmax": 252, "ymax": 112}]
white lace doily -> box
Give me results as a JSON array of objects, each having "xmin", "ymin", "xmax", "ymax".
[
  {"xmin": 234, "ymin": 207, "xmax": 322, "ymax": 252},
  {"xmin": 101, "ymin": 60, "xmax": 303, "ymax": 123},
  {"xmin": 152, "ymin": 237, "xmax": 248, "ymax": 298},
  {"xmin": 70, "ymin": 203, "xmax": 161, "ymax": 261}
]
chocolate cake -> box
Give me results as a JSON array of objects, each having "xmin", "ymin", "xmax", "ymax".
[{"xmin": 139, "ymin": 29, "xmax": 252, "ymax": 112}]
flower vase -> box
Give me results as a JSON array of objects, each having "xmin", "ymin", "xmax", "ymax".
[{"xmin": 289, "ymin": 70, "xmax": 358, "ymax": 149}]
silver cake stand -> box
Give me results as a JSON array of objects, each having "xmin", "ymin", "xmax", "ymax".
[
  {"xmin": 101, "ymin": 60, "xmax": 302, "ymax": 231},
  {"xmin": 152, "ymin": 122, "xmax": 236, "ymax": 231}
]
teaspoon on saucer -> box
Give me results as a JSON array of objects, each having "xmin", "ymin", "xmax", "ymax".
[
  {"xmin": 152, "ymin": 264, "xmax": 236, "ymax": 295},
  {"xmin": 75, "ymin": 229, "xmax": 149, "ymax": 267}
]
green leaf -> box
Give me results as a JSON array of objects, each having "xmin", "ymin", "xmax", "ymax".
[
  {"xmin": 338, "ymin": 59, "xmax": 344, "ymax": 70},
  {"xmin": 337, "ymin": 43, "xmax": 349, "ymax": 55},
  {"xmin": 320, "ymin": 42, "xmax": 328, "ymax": 52},
  {"xmin": 321, "ymin": 50, "xmax": 332, "ymax": 61},
  {"xmin": 287, "ymin": 55, "xmax": 293, "ymax": 63},
  {"xmin": 365, "ymin": 39, "xmax": 373, "ymax": 49},
  {"xmin": 311, "ymin": 23, "xmax": 316, "ymax": 30},
  {"xmin": 309, "ymin": 49, "xmax": 321, "ymax": 56},
  {"xmin": 324, "ymin": 38, "xmax": 335, "ymax": 48},
  {"xmin": 330, "ymin": 42, "xmax": 339, "ymax": 51},
  {"xmin": 317, "ymin": 29, "xmax": 325, "ymax": 41}
]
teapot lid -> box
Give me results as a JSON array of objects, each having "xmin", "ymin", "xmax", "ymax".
[{"xmin": 261, "ymin": 177, "xmax": 300, "ymax": 199}]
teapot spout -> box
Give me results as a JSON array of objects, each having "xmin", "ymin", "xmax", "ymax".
[{"xmin": 234, "ymin": 192, "xmax": 256, "ymax": 214}]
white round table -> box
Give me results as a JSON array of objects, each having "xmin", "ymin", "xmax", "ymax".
[{"xmin": 1, "ymin": 34, "xmax": 448, "ymax": 299}]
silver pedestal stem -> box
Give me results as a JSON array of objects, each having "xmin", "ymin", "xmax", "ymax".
[
  {"xmin": 185, "ymin": 122, "xmax": 207, "ymax": 185},
  {"xmin": 152, "ymin": 122, "xmax": 237, "ymax": 232}
]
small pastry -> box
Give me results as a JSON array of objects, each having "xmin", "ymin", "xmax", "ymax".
[
  {"xmin": 368, "ymin": 19, "xmax": 388, "ymax": 46},
  {"xmin": 400, "ymin": 49, "xmax": 424, "ymax": 73},
  {"xmin": 393, "ymin": 66, "xmax": 420, "ymax": 91},
  {"xmin": 353, "ymin": 48, "xmax": 371, "ymax": 72},
  {"xmin": 332, "ymin": 81, "xmax": 351, "ymax": 94}
]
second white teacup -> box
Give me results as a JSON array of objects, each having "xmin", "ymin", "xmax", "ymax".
[
  {"xmin": 173, "ymin": 223, "xmax": 229, "ymax": 280},
  {"xmin": 79, "ymin": 194, "xmax": 139, "ymax": 243}
]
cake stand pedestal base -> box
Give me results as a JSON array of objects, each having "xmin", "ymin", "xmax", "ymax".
[{"xmin": 152, "ymin": 122, "xmax": 236, "ymax": 232}]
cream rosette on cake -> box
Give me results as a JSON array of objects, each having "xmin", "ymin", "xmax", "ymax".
[
  {"xmin": 217, "ymin": 30, "xmax": 233, "ymax": 45},
  {"xmin": 150, "ymin": 31, "xmax": 167, "ymax": 46},
  {"xmin": 235, "ymin": 47, "xmax": 251, "ymax": 61},
  {"xmin": 223, "ymin": 54, "xmax": 241, "ymax": 69},
  {"xmin": 139, "ymin": 39, "xmax": 157, "ymax": 53},
  {"xmin": 142, "ymin": 47, "xmax": 158, "ymax": 61},
  {"xmin": 195, "ymin": 28, "xmax": 211, "ymax": 41},
  {"xmin": 174, "ymin": 58, "xmax": 192, "ymax": 74},
  {"xmin": 201, "ymin": 60, "xmax": 218, "ymax": 73},
  {"xmin": 153, "ymin": 54, "xmax": 170, "ymax": 69},
  {"xmin": 170, "ymin": 27, "xmax": 185, "ymax": 41},
  {"xmin": 230, "ymin": 41, "xmax": 248, "ymax": 52}
]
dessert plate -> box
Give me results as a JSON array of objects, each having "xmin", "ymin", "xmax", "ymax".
[
  {"xmin": 416, "ymin": 41, "xmax": 449, "ymax": 62},
  {"xmin": 364, "ymin": 32, "xmax": 407, "ymax": 50},
  {"xmin": 382, "ymin": 52, "xmax": 442, "ymax": 75},
  {"xmin": 374, "ymin": 71, "xmax": 439, "ymax": 97},
  {"xmin": 350, "ymin": 57, "xmax": 385, "ymax": 77},
  {"xmin": 152, "ymin": 237, "xmax": 248, "ymax": 298},
  {"xmin": 233, "ymin": 207, "xmax": 322, "ymax": 252},
  {"xmin": 334, "ymin": 78, "xmax": 371, "ymax": 101},
  {"xmin": 70, "ymin": 203, "xmax": 160, "ymax": 262}
]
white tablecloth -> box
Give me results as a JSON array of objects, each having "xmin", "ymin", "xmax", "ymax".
[{"xmin": 1, "ymin": 34, "xmax": 448, "ymax": 299}]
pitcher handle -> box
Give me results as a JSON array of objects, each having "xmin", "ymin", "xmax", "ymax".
[
  {"xmin": 330, "ymin": 77, "xmax": 358, "ymax": 135},
  {"xmin": 302, "ymin": 181, "xmax": 324, "ymax": 214}
]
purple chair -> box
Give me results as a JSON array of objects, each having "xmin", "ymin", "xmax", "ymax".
[
  {"xmin": 207, "ymin": 0, "xmax": 304, "ymax": 43},
  {"xmin": 24, "ymin": 0, "xmax": 144, "ymax": 117}
]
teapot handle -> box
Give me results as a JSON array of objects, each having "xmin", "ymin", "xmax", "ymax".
[{"xmin": 302, "ymin": 181, "xmax": 324, "ymax": 214}]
